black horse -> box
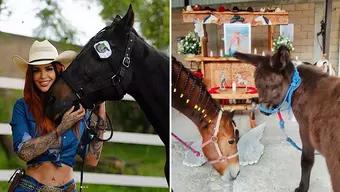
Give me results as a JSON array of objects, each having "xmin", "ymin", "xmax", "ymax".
[{"xmin": 45, "ymin": 5, "xmax": 169, "ymax": 183}]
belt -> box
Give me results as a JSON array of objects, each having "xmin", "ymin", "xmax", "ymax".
[
  {"xmin": 38, "ymin": 183, "xmax": 76, "ymax": 192},
  {"xmin": 18, "ymin": 176, "xmax": 76, "ymax": 192}
]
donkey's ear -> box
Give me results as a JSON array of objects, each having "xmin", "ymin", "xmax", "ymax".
[
  {"xmin": 118, "ymin": 4, "xmax": 134, "ymax": 31},
  {"xmin": 270, "ymin": 45, "xmax": 291, "ymax": 71},
  {"xmin": 233, "ymin": 52, "xmax": 266, "ymax": 67}
]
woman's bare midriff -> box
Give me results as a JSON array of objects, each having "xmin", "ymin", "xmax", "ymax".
[{"xmin": 25, "ymin": 162, "xmax": 73, "ymax": 186}]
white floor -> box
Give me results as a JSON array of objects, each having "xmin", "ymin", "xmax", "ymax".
[{"xmin": 171, "ymin": 109, "xmax": 332, "ymax": 192}]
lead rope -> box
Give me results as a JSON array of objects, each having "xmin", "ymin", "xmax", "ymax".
[
  {"xmin": 277, "ymin": 111, "xmax": 320, "ymax": 155},
  {"xmin": 171, "ymin": 132, "xmax": 201, "ymax": 157},
  {"xmin": 277, "ymin": 111, "xmax": 302, "ymax": 151},
  {"xmin": 80, "ymin": 111, "xmax": 113, "ymax": 191}
]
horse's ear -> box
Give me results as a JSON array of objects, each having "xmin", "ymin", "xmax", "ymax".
[
  {"xmin": 270, "ymin": 45, "xmax": 291, "ymax": 71},
  {"xmin": 233, "ymin": 52, "xmax": 266, "ymax": 67},
  {"xmin": 118, "ymin": 4, "xmax": 134, "ymax": 31},
  {"xmin": 228, "ymin": 109, "xmax": 235, "ymax": 118}
]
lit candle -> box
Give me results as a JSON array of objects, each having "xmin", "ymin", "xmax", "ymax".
[
  {"xmin": 220, "ymin": 49, "xmax": 224, "ymax": 57},
  {"xmin": 295, "ymin": 56, "xmax": 299, "ymax": 60},
  {"xmin": 262, "ymin": 51, "xmax": 265, "ymax": 56},
  {"xmin": 210, "ymin": 50, "xmax": 213, "ymax": 57},
  {"xmin": 254, "ymin": 48, "xmax": 257, "ymax": 54},
  {"xmin": 232, "ymin": 81, "xmax": 237, "ymax": 93}
]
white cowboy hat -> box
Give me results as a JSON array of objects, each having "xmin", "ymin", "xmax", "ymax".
[{"xmin": 12, "ymin": 40, "xmax": 77, "ymax": 68}]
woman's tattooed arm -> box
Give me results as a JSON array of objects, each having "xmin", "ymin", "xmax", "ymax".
[
  {"xmin": 18, "ymin": 106, "xmax": 85, "ymax": 162},
  {"xmin": 85, "ymin": 118, "xmax": 105, "ymax": 166},
  {"xmin": 17, "ymin": 130, "xmax": 60, "ymax": 162}
]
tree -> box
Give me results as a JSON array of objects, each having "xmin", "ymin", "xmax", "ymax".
[
  {"xmin": 98, "ymin": 0, "xmax": 169, "ymax": 49},
  {"xmin": 34, "ymin": 0, "xmax": 78, "ymax": 43},
  {"xmin": 33, "ymin": 0, "xmax": 169, "ymax": 49},
  {"xmin": 0, "ymin": 0, "xmax": 12, "ymax": 20}
]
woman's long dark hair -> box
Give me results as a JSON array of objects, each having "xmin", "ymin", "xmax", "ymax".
[{"xmin": 23, "ymin": 62, "xmax": 79, "ymax": 136}]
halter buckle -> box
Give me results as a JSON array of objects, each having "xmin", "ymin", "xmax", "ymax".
[
  {"xmin": 122, "ymin": 57, "xmax": 130, "ymax": 68},
  {"xmin": 111, "ymin": 74, "xmax": 121, "ymax": 85},
  {"xmin": 211, "ymin": 136, "xmax": 218, "ymax": 143}
]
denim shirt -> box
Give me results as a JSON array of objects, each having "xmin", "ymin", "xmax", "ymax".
[{"xmin": 10, "ymin": 98, "xmax": 87, "ymax": 167}]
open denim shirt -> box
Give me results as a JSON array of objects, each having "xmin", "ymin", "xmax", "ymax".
[{"xmin": 10, "ymin": 98, "xmax": 87, "ymax": 167}]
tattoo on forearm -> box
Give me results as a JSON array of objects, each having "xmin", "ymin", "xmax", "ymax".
[
  {"xmin": 18, "ymin": 131, "xmax": 60, "ymax": 162},
  {"xmin": 87, "ymin": 118, "xmax": 106, "ymax": 162},
  {"xmin": 88, "ymin": 130, "xmax": 104, "ymax": 160}
]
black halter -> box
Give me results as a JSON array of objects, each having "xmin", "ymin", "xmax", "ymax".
[{"xmin": 61, "ymin": 31, "xmax": 136, "ymax": 109}]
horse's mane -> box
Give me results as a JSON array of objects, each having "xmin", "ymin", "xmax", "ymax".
[{"xmin": 172, "ymin": 57, "xmax": 221, "ymax": 112}]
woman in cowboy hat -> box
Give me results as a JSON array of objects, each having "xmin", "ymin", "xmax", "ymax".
[{"xmin": 9, "ymin": 40, "xmax": 106, "ymax": 192}]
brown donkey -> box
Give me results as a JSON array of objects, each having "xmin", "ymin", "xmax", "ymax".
[
  {"xmin": 172, "ymin": 57, "xmax": 240, "ymax": 179},
  {"xmin": 234, "ymin": 45, "xmax": 339, "ymax": 192}
]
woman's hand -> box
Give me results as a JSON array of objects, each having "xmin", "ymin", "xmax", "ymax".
[{"xmin": 57, "ymin": 104, "xmax": 85, "ymax": 135}]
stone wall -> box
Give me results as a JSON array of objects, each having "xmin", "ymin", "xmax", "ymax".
[{"xmin": 172, "ymin": 1, "xmax": 340, "ymax": 73}]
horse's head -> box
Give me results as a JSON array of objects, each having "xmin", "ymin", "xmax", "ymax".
[
  {"xmin": 234, "ymin": 45, "xmax": 295, "ymax": 112},
  {"xmin": 45, "ymin": 5, "xmax": 137, "ymax": 121},
  {"xmin": 201, "ymin": 110, "xmax": 240, "ymax": 179}
]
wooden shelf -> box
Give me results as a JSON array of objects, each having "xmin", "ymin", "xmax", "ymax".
[
  {"xmin": 222, "ymin": 104, "xmax": 254, "ymax": 111},
  {"xmin": 185, "ymin": 56, "xmax": 241, "ymax": 62},
  {"xmin": 182, "ymin": 11, "xmax": 288, "ymax": 26},
  {"xmin": 211, "ymin": 89, "xmax": 258, "ymax": 100}
]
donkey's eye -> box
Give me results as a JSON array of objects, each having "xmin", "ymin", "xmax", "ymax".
[{"xmin": 228, "ymin": 139, "xmax": 235, "ymax": 145}]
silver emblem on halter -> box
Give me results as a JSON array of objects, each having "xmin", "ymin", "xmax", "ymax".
[
  {"xmin": 94, "ymin": 41, "xmax": 112, "ymax": 58},
  {"xmin": 201, "ymin": 110, "xmax": 238, "ymax": 164}
]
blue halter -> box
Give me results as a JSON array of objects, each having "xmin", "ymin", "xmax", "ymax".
[
  {"xmin": 258, "ymin": 67, "xmax": 307, "ymax": 152},
  {"xmin": 259, "ymin": 67, "xmax": 301, "ymax": 114}
]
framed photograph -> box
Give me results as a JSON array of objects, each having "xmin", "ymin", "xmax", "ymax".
[
  {"xmin": 223, "ymin": 23, "xmax": 251, "ymax": 56},
  {"xmin": 280, "ymin": 24, "xmax": 294, "ymax": 42}
]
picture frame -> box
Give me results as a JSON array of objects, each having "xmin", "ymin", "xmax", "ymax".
[
  {"xmin": 280, "ymin": 23, "xmax": 294, "ymax": 42},
  {"xmin": 223, "ymin": 23, "xmax": 251, "ymax": 56}
]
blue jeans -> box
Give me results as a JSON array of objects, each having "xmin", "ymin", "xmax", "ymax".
[{"xmin": 13, "ymin": 174, "xmax": 76, "ymax": 192}]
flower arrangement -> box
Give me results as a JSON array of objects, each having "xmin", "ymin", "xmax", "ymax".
[
  {"xmin": 177, "ymin": 32, "xmax": 201, "ymax": 55},
  {"xmin": 272, "ymin": 35, "xmax": 294, "ymax": 52}
]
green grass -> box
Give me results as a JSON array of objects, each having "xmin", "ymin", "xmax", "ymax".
[
  {"xmin": 76, "ymin": 143, "xmax": 166, "ymax": 177},
  {"xmin": 0, "ymin": 143, "xmax": 167, "ymax": 191},
  {"xmin": 0, "ymin": 88, "xmax": 22, "ymax": 122}
]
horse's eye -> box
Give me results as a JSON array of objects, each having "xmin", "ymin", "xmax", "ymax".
[{"xmin": 228, "ymin": 139, "xmax": 235, "ymax": 145}]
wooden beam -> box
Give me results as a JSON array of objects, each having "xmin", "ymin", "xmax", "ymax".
[
  {"xmin": 201, "ymin": 24, "xmax": 208, "ymax": 56},
  {"xmin": 324, "ymin": 0, "xmax": 332, "ymax": 59},
  {"xmin": 268, "ymin": 25, "xmax": 274, "ymax": 51}
]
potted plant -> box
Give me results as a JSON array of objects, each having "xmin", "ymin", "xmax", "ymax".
[
  {"xmin": 272, "ymin": 35, "xmax": 294, "ymax": 52},
  {"xmin": 177, "ymin": 31, "xmax": 201, "ymax": 57}
]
